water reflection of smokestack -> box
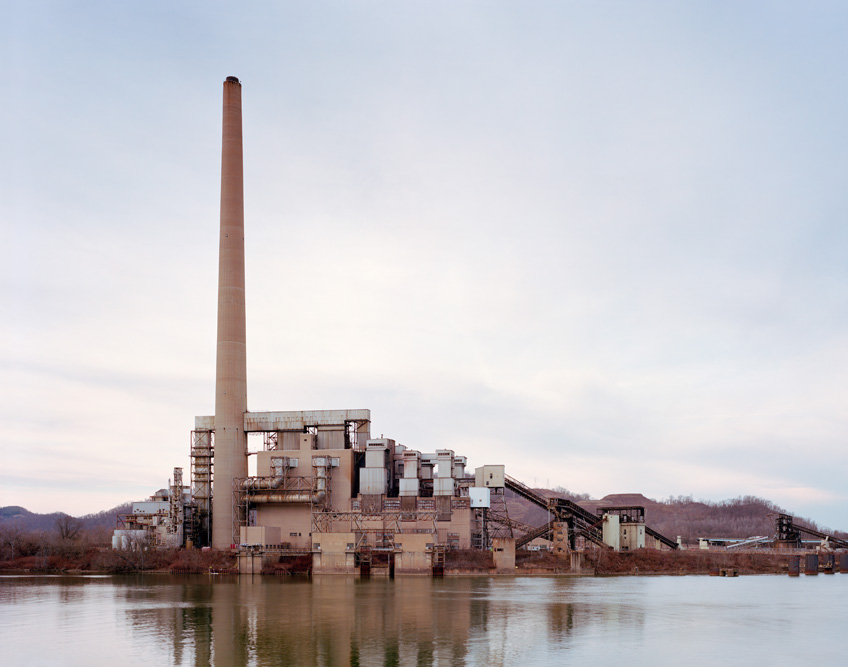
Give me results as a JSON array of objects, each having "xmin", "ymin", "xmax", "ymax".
[
  {"xmin": 202, "ymin": 578, "xmax": 475, "ymax": 663},
  {"xmin": 211, "ymin": 581, "xmax": 247, "ymax": 665},
  {"xmin": 311, "ymin": 576, "xmax": 357, "ymax": 663}
]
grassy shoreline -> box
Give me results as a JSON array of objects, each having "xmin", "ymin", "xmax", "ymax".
[{"xmin": 0, "ymin": 547, "xmax": 819, "ymax": 576}]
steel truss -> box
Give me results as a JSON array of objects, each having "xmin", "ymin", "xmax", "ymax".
[
  {"xmin": 189, "ymin": 429, "xmax": 213, "ymax": 547},
  {"xmin": 311, "ymin": 510, "xmax": 440, "ymax": 537}
]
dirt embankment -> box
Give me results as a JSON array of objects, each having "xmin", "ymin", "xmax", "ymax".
[
  {"xmin": 0, "ymin": 547, "xmax": 237, "ymax": 574},
  {"xmin": 448, "ymin": 548, "xmax": 791, "ymax": 576},
  {"xmin": 3, "ymin": 545, "xmax": 796, "ymax": 577},
  {"xmin": 585, "ymin": 549, "xmax": 789, "ymax": 575}
]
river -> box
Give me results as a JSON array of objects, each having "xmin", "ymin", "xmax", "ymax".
[{"xmin": 1, "ymin": 573, "xmax": 843, "ymax": 665}]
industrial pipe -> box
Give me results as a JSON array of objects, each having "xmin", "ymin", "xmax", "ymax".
[
  {"xmin": 244, "ymin": 458, "xmax": 330, "ymax": 504},
  {"xmin": 241, "ymin": 476, "xmax": 286, "ymax": 490},
  {"xmin": 249, "ymin": 492, "xmax": 316, "ymax": 504}
]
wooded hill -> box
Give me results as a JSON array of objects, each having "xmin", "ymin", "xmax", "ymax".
[{"xmin": 0, "ymin": 503, "xmax": 132, "ymax": 534}]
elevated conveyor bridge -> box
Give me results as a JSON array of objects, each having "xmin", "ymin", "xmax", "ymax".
[
  {"xmin": 796, "ymin": 525, "xmax": 848, "ymax": 548},
  {"xmin": 503, "ymin": 475, "xmax": 678, "ymax": 551},
  {"xmin": 504, "ymin": 475, "xmax": 608, "ymax": 549}
]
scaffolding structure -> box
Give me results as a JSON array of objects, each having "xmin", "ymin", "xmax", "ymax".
[
  {"xmin": 167, "ymin": 467, "xmax": 184, "ymax": 542},
  {"xmin": 263, "ymin": 432, "xmax": 278, "ymax": 450},
  {"xmin": 189, "ymin": 429, "xmax": 213, "ymax": 547},
  {"xmin": 485, "ymin": 488, "xmax": 514, "ymax": 541}
]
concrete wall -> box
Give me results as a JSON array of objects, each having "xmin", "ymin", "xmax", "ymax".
[
  {"xmin": 254, "ymin": 505, "xmax": 311, "ymax": 549},
  {"xmin": 493, "ymin": 538, "xmax": 515, "ymax": 572},
  {"xmin": 620, "ymin": 522, "xmax": 645, "ymax": 551},
  {"xmin": 475, "ymin": 465, "xmax": 505, "ymax": 488},
  {"xmin": 648, "ymin": 535, "xmax": 664, "ymax": 549},
  {"xmin": 410, "ymin": 506, "xmax": 473, "ymax": 549},
  {"xmin": 240, "ymin": 526, "xmax": 281, "ymax": 546},
  {"xmin": 312, "ymin": 532, "xmax": 356, "ymax": 574},
  {"xmin": 394, "ymin": 533, "xmax": 436, "ymax": 574}
]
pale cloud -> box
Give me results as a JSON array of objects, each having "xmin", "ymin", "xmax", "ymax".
[{"xmin": 3, "ymin": 2, "xmax": 848, "ymax": 531}]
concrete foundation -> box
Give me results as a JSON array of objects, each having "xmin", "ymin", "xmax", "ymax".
[
  {"xmin": 394, "ymin": 534, "xmax": 436, "ymax": 574},
  {"xmin": 312, "ymin": 533, "xmax": 357, "ymax": 574},
  {"xmin": 238, "ymin": 550, "xmax": 271, "ymax": 575},
  {"xmin": 493, "ymin": 538, "xmax": 516, "ymax": 573},
  {"xmin": 570, "ymin": 551, "xmax": 587, "ymax": 572}
]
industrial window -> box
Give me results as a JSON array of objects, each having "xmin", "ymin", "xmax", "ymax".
[{"xmin": 290, "ymin": 532, "xmax": 298, "ymax": 537}]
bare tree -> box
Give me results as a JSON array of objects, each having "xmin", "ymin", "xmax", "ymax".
[
  {"xmin": 0, "ymin": 524, "xmax": 23, "ymax": 560},
  {"xmin": 55, "ymin": 515, "xmax": 83, "ymax": 541},
  {"xmin": 0, "ymin": 523, "xmax": 39, "ymax": 560},
  {"xmin": 110, "ymin": 531, "xmax": 156, "ymax": 571}
]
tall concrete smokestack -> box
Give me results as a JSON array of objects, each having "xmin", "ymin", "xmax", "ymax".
[{"xmin": 212, "ymin": 76, "xmax": 247, "ymax": 549}]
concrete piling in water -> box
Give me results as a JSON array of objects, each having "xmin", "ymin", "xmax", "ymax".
[
  {"xmin": 839, "ymin": 553, "xmax": 848, "ymax": 573},
  {"xmin": 804, "ymin": 553, "xmax": 818, "ymax": 575},
  {"xmin": 788, "ymin": 555, "xmax": 800, "ymax": 576}
]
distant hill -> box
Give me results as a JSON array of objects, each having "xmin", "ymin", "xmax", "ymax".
[{"xmin": 0, "ymin": 503, "xmax": 132, "ymax": 534}]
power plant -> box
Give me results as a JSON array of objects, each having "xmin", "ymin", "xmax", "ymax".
[{"xmin": 113, "ymin": 78, "xmax": 843, "ymax": 574}]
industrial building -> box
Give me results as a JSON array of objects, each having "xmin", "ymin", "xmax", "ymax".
[{"xmin": 114, "ymin": 77, "xmax": 685, "ymax": 574}]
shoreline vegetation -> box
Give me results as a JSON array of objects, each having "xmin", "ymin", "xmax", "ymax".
[
  {"xmin": 0, "ymin": 545, "xmax": 799, "ymax": 577},
  {"xmin": 3, "ymin": 498, "xmax": 842, "ymax": 578}
]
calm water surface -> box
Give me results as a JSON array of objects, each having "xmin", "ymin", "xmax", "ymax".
[{"xmin": 1, "ymin": 573, "xmax": 843, "ymax": 665}]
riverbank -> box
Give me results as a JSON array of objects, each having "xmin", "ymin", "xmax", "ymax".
[
  {"xmin": 0, "ymin": 546, "xmax": 807, "ymax": 576},
  {"xmin": 583, "ymin": 548, "xmax": 790, "ymax": 575},
  {"xmin": 0, "ymin": 545, "xmax": 237, "ymax": 574}
]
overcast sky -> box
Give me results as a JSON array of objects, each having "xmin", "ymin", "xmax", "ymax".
[{"xmin": 3, "ymin": 2, "xmax": 847, "ymax": 531}]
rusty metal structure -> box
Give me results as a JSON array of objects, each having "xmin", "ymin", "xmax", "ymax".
[
  {"xmin": 775, "ymin": 513, "xmax": 848, "ymax": 550},
  {"xmin": 478, "ymin": 476, "xmax": 679, "ymax": 553},
  {"xmin": 188, "ymin": 429, "xmax": 213, "ymax": 546}
]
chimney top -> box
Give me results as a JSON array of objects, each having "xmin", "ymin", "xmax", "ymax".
[{"xmin": 226, "ymin": 76, "xmax": 240, "ymax": 83}]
